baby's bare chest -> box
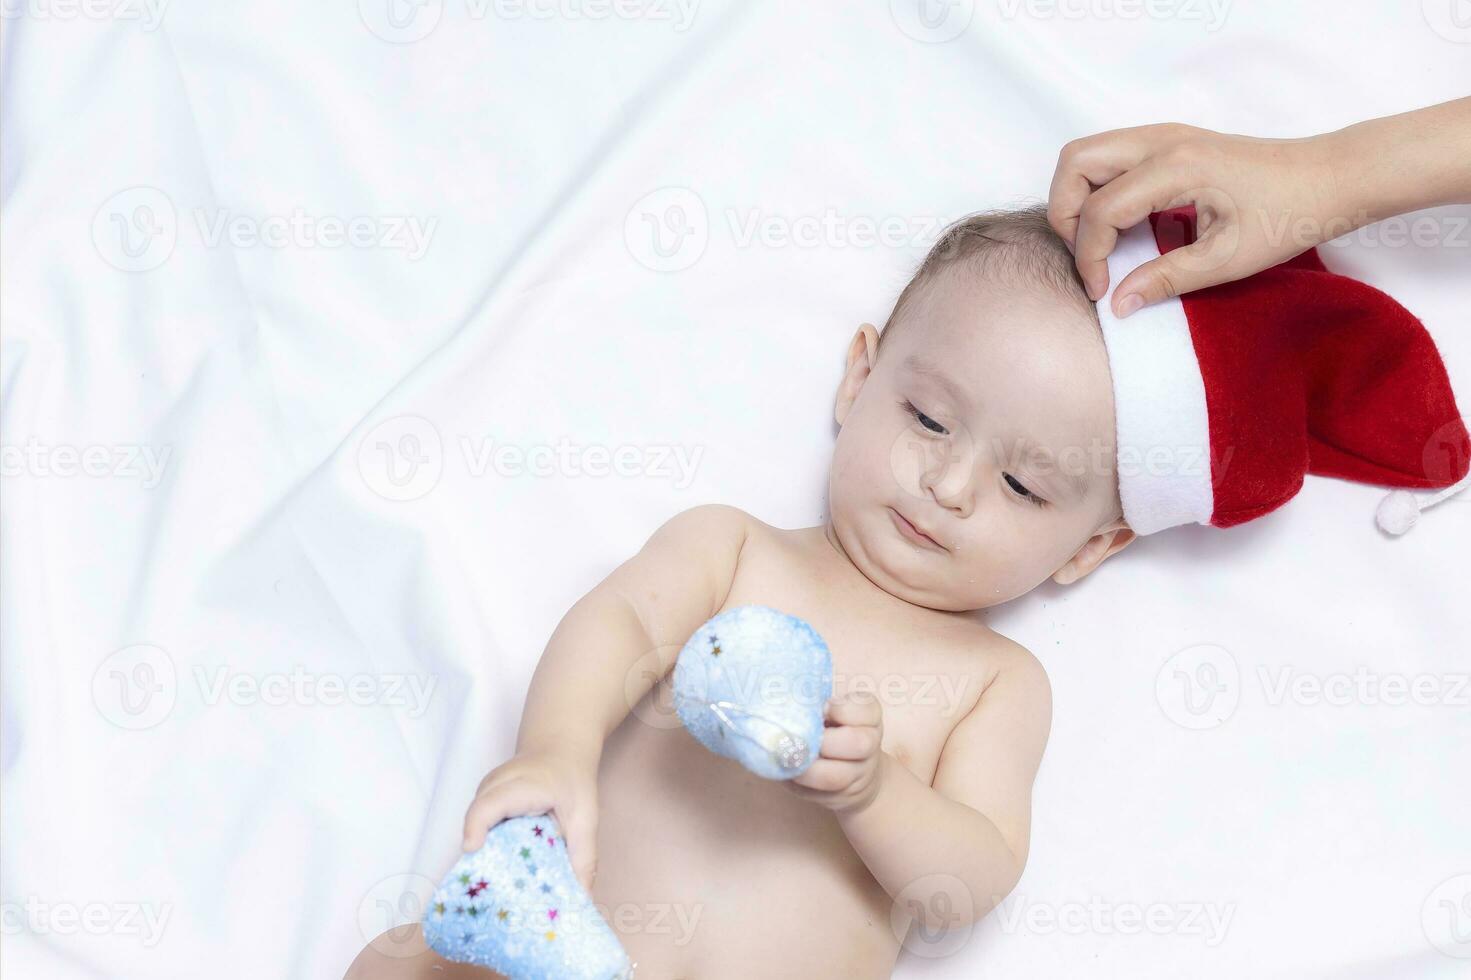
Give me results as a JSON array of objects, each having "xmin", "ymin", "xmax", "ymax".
[
  {"xmin": 588, "ymin": 525, "xmax": 997, "ymax": 976},
  {"xmin": 713, "ymin": 525, "xmax": 991, "ymax": 783}
]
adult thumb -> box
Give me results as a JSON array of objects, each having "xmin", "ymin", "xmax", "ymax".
[{"xmin": 1109, "ymin": 230, "xmax": 1239, "ymax": 317}]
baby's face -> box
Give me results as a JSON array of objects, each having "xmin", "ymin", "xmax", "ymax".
[{"xmin": 827, "ymin": 266, "xmax": 1129, "ymax": 611}]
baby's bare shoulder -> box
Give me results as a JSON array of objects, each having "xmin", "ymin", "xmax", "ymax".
[{"xmin": 939, "ymin": 622, "xmax": 1051, "ymax": 712}]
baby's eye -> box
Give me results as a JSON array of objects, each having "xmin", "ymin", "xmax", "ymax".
[
  {"xmin": 1004, "ymin": 473, "xmax": 1046, "ymax": 507},
  {"xmin": 902, "ymin": 400, "xmax": 948, "ymax": 435}
]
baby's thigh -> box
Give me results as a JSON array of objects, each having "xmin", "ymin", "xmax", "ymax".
[{"xmin": 343, "ymin": 925, "xmax": 505, "ymax": 980}]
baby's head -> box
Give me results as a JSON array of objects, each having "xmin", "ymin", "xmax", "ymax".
[{"xmin": 827, "ymin": 205, "xmax": 1135, "ymax": 612}]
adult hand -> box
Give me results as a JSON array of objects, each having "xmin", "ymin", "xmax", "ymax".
[
  {"xmin": 1047, "ymin": 123, "xmax": 1342, "ymax": 317},
  {"xmin": 1047, "ymin": 99, "xmax": 1471, "ymax": 317}
]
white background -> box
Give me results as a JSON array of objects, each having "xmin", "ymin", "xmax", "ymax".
[{"xmin": 2, "ymin": 2, "xmax": 1469, "ymax": 977}]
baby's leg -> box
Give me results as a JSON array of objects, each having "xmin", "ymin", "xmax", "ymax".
[{"xmin": 343, "ymin": 924, "xmax": 506, "ymax": 980}]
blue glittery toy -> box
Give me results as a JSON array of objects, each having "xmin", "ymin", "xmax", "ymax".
[
  {"xmin": 422, "ymin": 813, "xmax": 633, "ymax": 979},
  {"xmin": 672, "ymin": 605, "xmax": 833, "ymax": 780}
]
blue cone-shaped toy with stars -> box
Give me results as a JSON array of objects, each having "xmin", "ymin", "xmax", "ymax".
[
  {"xmin": 673, "ymin": 605, "xmax": 832, "ymax": 780},
  {"xmin": 423, "ymin": 813, "xmax": 633, "ymax": 979}
]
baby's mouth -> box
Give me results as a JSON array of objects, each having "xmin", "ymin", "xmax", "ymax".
[{"xmin": 889, "ymin": 506, "xmax": 945, "ymax": 551}]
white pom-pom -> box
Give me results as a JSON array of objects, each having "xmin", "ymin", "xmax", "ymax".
[{"xmin": 1375, "ymin": 490, "xmax": 1421, "ymax": 536}]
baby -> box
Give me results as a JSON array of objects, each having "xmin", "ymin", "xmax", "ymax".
[{"xmin": 349, "ymin": 205, "xmax": 1134, "ymax": 978}]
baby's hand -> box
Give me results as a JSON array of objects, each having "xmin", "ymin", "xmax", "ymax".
[
  {"xmin": 461, "ymin": 748, "xmax": 601, "ymax": 893},
  {"xmin": 781, "ymin": 691, "xmax": 886, "ymax": 814}
]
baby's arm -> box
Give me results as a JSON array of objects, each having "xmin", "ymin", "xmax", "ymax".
[
  {"xmin": 461, "ymin": 504, "xmax": 750, "ymax": 880},
  {"xmin": 834, "ymin": 638, "xmax": 1051, "ymax": 935},
  {"xmin": 516, "ymin": 503, "xmax": 749, "ymax": 759}
]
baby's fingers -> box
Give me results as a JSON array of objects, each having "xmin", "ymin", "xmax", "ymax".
[
  {"xmin": 825, "ymin": 692, "xmax": 882, "ymax": 729},
  {"xmin": 819, "ymin": 725, "xmax": 881, "ymax": 762},
  {"xmin": 792, "ymin": 758, "xmax": 863, "ymax": 793},
  {"xmin": 462, "ymin": 781, "xmax": 552, "ymax": 851},
  {"xmin": 559, "ymin": 808, "xmax": 599, "ymax": 894}
]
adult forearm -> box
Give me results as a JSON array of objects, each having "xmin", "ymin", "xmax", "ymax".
[
  {"xmin": 1322, "ymin": 96, "xmax": 1471, "ymax": 227},
  {"xmin": 514, "ymin": 587, "xmax": 662, "ymax": 764},
  {"xmin": 835, "ymin": 753, "xmax": 1024, "ymax": 931}
]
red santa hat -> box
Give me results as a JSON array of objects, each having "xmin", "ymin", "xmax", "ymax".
[{"xmin": 1095, "ymin": 207, "xmax": 1470, "ymax": 536}]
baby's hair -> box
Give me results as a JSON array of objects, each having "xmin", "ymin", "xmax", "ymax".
[{"xmin": 876, "ymin": 204, "xmax": 1098, "ymax": 353}]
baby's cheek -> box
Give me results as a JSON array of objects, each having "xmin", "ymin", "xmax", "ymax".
[{"xmin": 953, "ymin": 537, "xmax": 1051, "ymax": 601}]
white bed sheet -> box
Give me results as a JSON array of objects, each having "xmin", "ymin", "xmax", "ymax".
[{"xmin": 2, "ymin": 3, "xmax": 1468, "ymax": 977}]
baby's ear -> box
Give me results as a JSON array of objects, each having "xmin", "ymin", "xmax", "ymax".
[
  {"xmin": 834, "ymin": 323, "xmax": 881, "ymax": 426},
  {"xmin": 1051, "ymin": 522, "xmax": 1135, "ymax": 586}
]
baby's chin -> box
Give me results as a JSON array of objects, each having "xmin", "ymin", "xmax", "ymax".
[{"xmin": 836, "ymin": 509, "xmax": 1003, "ymax": 613}]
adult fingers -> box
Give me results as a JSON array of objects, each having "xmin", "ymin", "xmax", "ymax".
[
  {"xmin": 1073, "ymin": 161, "xmax": 1193, "ymax": 301},
  {"xmin": 1109, "ymin": 225, "xmax": 1244, "ymax": 316},
  {"xmin": 1047, "ymin": 125, "xmax": 1172, "ymax": 248}
]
